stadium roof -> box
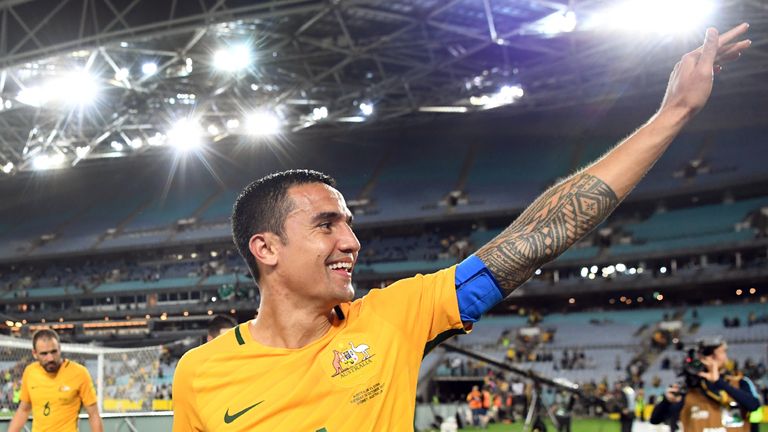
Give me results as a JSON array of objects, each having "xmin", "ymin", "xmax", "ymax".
[{"xmin": 0, "ymin": 0, "xmax": 766, "ymax": 173}]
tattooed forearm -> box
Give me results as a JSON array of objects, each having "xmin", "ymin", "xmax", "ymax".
[{"xmin": 475, "ymin": 173, "xmax": 619, "ymax": 295}]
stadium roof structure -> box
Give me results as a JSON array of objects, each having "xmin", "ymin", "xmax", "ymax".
[{"xmin": 0, "ymin": 0, "xmax": 766, "ymax": 173}]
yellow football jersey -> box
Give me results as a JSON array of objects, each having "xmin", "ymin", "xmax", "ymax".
[
  {"xmin": 173, "ymin": 266, "xmax": 464, "ymax": 431},
  {"xmin": 19, "ymin": 359, "xmax": 98, "ymax": 432}
]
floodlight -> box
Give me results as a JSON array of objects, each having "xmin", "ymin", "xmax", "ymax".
[
  {"xmin": 16, "ymin": 71, "xmax": 99, "ymax": 107},
  {"xmin": 616, "ymin": 263, "xmax": 627, "ymax": 272},
  {"xmin": 16, "ymin": 86, "xmax": 46, "ymax": 107},
  {"xmin": 311, "ymin": 106, "xmax": 329, "ymax": 121},
  {"xmin": 110, "ymin": 141, "xmax": 124, "ymax": 151},
  {"xmin": 114, "ymin": 68, "xmax": 129, "ymax": 81},
  {"xmin": 167, "ymin": 119, "xmax": 203, "ymax": 151},
  {"xmin": 592, "ymin": 0, "xmax": 716, "ymax": 34},
  {"xmin": 75, "ymin": 146, "xmax": 90, "ymax": 159},
  {"xmin": 213, "ymin": 44, "xmax": 252, "ymax": 72},
  {"xmin": 359, "ymin": 101, "xmax": 374, "ymax": 116},
  {"xmin": 142, "ymin": 62, "xmax": 158, "ymax": 76},
  {"xmin": 1, "ymin": 162, "xmax": 13, "ymax": 174},
  {"xmin": 337, "ymin": 116, "xmax": 366, "ymax": 123},
  {"xmin": 207, "ymin": 124, "xmax": 221, "ymax": 135},
  {"xmin": 245, "ymin": 111, "xmax": 281, "ymax": 136},
  {"xmin": 129, "ymin": 138, "xmax": 143, "ymax": 149},
  {"xmin": 55, "ymin": 71, "xmax": 99, "ymax": 105},
  {"xmin": 535, "ymin": 10, "xmax": 578, "ymax": 35},
  {"xmin": 418, "ymin": 106, "xmax": 468, "ymax": 113},
  {"xmin": 226, "ymin": 118, "xmax": 240, "ymax": 130},
  {"xmin": 32, "ymin": 153, "xmax": 66, "ymax": 171}
]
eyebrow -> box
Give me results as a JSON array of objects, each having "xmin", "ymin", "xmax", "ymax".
[{"xmin": 311, "ymin": 211, "xmax": 354, "ymax": 224}]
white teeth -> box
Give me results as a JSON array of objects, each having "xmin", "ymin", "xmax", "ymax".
[{"xmin": 328, "ymin": 262, "xmax": 352, "ymax": 271}]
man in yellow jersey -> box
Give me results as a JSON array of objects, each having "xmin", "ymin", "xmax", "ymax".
[
  {"xmin": 173, "ymin": 24, "xmax": 751, "ymax": 431},
  {"xmin": 8, "ymin": 329, "xmax": 103, "ymax": 432}
]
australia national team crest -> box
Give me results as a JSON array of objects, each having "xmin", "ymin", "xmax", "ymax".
[{"xmin": 330, "ymin": 340, "xmax": 375, "ymax": 378}]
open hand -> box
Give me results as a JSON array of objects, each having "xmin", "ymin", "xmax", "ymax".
[{"xmin": 660, "ymin": 23, "xmax": 751, "ymax": 118}]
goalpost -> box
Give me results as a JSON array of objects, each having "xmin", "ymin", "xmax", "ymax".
[{"xmin": 0, "ymin": 335, "xmax": 165, "ymax": 414}]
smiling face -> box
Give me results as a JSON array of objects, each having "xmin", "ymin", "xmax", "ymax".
[
  {"xmin": 33, "ymin": 337, "xmax": 63, "ymax": 374},
  {"xmin": 264, "ymin": 182, "xmax": 360, "ymax": 306}
]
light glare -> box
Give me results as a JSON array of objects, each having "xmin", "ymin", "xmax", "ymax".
[
  {"xmin": 214, "ymin": 45, "xmax": 252, "ymax": 72},
  {"xmin": 142, "ymin": 62, "xmax": 158, "ymax": 75},
  {"xmin": 32, "ymin": 153, "xmax": 66, "ymax": 171},
  {"xmin": 592, "ymin": 0, "xmax": 716, "ymax": 34},
  {"xmin": 534, "ymin": 10, "xmax": 578, "ymax": 35},
  {"xmin": 359, "ymin": 102, "xmax": 374, "ymax": 116},
  {"xmin": 245, "ymin": 111, "xmax": 281, "ymax": 136},
  {"xmin": 167, "ymin": 119, "xmax": 203, "ymax": 151}
]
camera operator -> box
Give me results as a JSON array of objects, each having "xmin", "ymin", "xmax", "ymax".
[{"xmin": 650, "ymin": 337, "xmax": 760, "ymax": 432}]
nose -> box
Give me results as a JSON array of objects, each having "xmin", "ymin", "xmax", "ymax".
[{"xmin": 338, "ymin": 223, "xmax": 361, "ymax": 255}]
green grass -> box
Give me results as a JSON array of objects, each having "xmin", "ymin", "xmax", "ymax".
[
  {"xmin": 457, "ymin": 419, "xmax": 768, "ymax": 432},
  {"xmin": 459, "ymin": 418, "xmax": 617, "ymax": 432}
]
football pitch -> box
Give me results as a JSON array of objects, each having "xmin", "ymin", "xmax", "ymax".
[{"xmin": 459, "ymin": 419, "xmax": 768, "ymax": 432}]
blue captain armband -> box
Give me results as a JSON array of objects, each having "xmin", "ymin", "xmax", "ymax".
[{"xmin": 455, "ymin": 255, "xmax": 504, "ymax": 323}]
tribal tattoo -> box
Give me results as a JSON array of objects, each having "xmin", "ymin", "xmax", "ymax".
[{"xmin": 476, "ymin": 173, "xmax": 619, "ymax": 296}]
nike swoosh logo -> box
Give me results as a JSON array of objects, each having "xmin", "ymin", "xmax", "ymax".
[{"xmin": 224, "ymin": 401, "xmax": 264, "ymax": 424}]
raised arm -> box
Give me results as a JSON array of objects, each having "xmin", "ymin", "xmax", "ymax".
[{"xmin": 476, "ymin": 24, "xmax": 751, "ymax": 296}]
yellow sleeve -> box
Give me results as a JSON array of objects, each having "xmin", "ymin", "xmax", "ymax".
[
  {"xmin": 79, "ymin": 365, "xmax": 98, "ymax": 406},
  {"xmin": 172, "ymin": 352, "xmax": 204, "ymax": 432},
  {"xmin": 366, "ymin": 265, "xmax": 464, "ymax": 351},
  {"xmin": 19, "ymin": 366, "xmax": 30, "ymax": 403}
]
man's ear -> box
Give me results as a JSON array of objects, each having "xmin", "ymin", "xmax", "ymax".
[{"xmin": 249, "ymin": 232, "xmax": 280, "ymax": 268}]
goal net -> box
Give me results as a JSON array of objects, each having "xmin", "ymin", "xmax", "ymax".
[{"xmin": 0, "ymin": 335, "xmax": 166, "ymax": 415}]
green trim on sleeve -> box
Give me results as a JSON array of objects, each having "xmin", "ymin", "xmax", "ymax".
[{"xmin": 234, "ymin": 325, "xmax": 246, "ymax": 345}]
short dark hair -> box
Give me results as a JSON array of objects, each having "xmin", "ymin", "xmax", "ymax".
[
  {"xmin": 32, "ymin": 328, "xmax": 59, "ymax": 351},
  {"xmin": 207, "ymin": 315, "xmax": 237, "ymax": 338},
  {"xmin": 232, "ymin": 169, "xmax": 336, "ymax": 281}
]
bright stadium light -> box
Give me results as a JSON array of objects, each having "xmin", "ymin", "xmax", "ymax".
[
  {"xmin": 226, "ymin": 118, "xmax": 240, "ymax": 130},
  {"xmin": 110, "ymin": 141, "xmax": 124, "ymax": 151},
  {"xmin": 359, "ymin": 101, "xmax": 374, "ymax": 116},
  {"xmin": 75, "ymin": 146, "xmax": 90, "ymax": 159},
  {"xmin": 591, "ymin": 0, "xmax": 716, "ymax": 34},
  {"xmin": 2, "ymin": 162, "xmax": 14, "ymax": 174},
  {"xmin": 114, "ymin": 67, "xmax": 129, "ymax": 81},
  {"xmin": 16, "ymin": 86, "xmax": 46, "ymax": 107},
  {"xmin": 55, "ymin": 71, "xmax": 99, "ymax": 105},
  {"xmin": 207, "ymin": 124, "xmax": 221, "ymax": 136},
  {"xmin": 16, "ymin": 71, "xmax": 99, "ymax": 107},
  {"xmin": 142, "ymin": 62, "xmax": 158, "ymax": 76},
  {"xmin": 337, "ymin": 116, "xmax": 366, "ymax": 123},
  {"xmin": 534, "ymin": 10, "xmax": 578, "ymax": 35},
  {"xmin": 167, "ymin": 119, "xmax": 203, "ymax": 151},
  {"xmin": 245, "ymin": 111, "xmax": 281, "ymax": 136},
  {"xmin": 129, "ymin": 138, "xmax": 143, "ymax": 149},
  {"xmin": 311, "ymin": 106, "xmax": 329, "ymax": 121},
  {"xmin": 213, "ymin": 44, "xmax": 252, "ymax": 72},
  {"xmin": 32, "ymin": 153, "xmax": 66, "ymax": 171}
]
